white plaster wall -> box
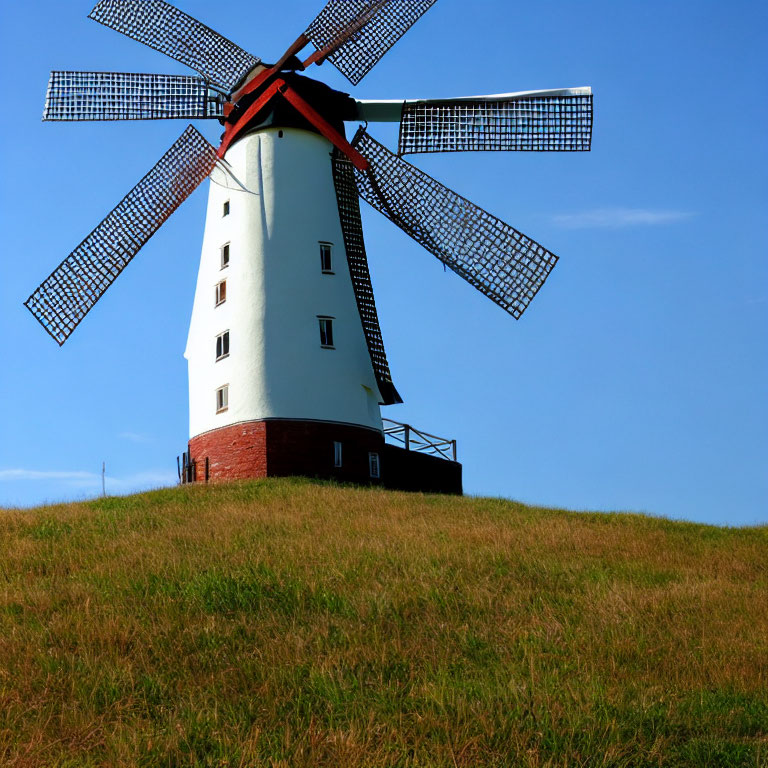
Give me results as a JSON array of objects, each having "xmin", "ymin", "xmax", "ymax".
[{"xmin": 185, "ymin": 128, "xmax": 383, "ymax": 439}]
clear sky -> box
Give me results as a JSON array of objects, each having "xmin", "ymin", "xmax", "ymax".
[{"xmin": 1, "ymin": 0, "xmax": 766, "ymax": 525}]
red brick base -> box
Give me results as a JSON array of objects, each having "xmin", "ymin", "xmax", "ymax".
[{"xmin": 187, "ymin": 419, "xmax": 462, "ymax": 494}]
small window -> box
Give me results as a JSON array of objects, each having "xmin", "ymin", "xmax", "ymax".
[
  {"xmin": 318, "ymin": 317, "xmax": 334, "ymax": 348},
  {"xmin": 216, "ymin": 385, "xmax": 229, "ymax": 413},
  {"xmin": 222, "ymin": 200, "xmax": 230, "ymax": 217},
  {"xmin": 333, "ymin": 441, "xmax": 342, "ymax": 468},
  {"xmin": 369, "ymin": 452, "xmax": 380, "ymax": 479},
  {"xmin": 221, "ymin": 243, "xmax": 230, "ymax": 269},
  {"xmin": 215, "ymin": 279, "xmax": 227, "ymax": 306},
  {"xmin": 319, "ymin": 242, "xmax": 333, "ymax": 273},
  {"xmin": 216, "ymin": 330, "xmax": 230, "ymax": 361}
]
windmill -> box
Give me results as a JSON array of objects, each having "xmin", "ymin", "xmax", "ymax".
[{"xmin": 26, "ymin": 0, "xmax": 593, "ymax": 493}]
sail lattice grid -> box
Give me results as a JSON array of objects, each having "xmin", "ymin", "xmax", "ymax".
[
  {"xmin": 352, "ymin": 129, "xmax": 558, "ymax": 320},
  {"xmin": 306, "ymin": 0, "xmax": 438, "ymax": 85},
  {"xmin": 399, "ymin": 94, "xmax": 593, "ymax": 154},
  {"xmin": 25, "ymin": 126, "xmax": 217, "ymax": 345},
  {"xmin": 88, "ymin": 0, "xmax": 260, "ymax": 91},
  {"xmin": 332, "ymin": 153, "xmax": 401, "ymax": 405},
  {"xmin": 43, "ymin": 71, "xmax": 221, "ymax": 121}
]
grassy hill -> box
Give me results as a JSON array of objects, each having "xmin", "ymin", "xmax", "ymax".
[{"xmin": 1, "ymin": 479, "xmax": 766, "ymax": 767}]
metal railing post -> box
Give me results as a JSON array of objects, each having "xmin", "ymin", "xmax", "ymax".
[
  {"xmin": 404, "ymin": 424, "xmax": 410, "ymax": 451},
  {"xmin": 452, "ymin": 440, "xmax": 457, "ymax": 462}
]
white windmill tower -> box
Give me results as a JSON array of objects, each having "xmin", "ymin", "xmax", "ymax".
[{"xmin": 26, "ymin": 0, "xmax": 593, "ymax": 493}]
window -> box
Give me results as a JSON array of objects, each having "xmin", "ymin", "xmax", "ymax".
[
  {"xmin": 319, "ymin": 242, "xmax": 333, "ymax": 273},
  {"xmin": 215, "ymin": 279, "xmax": 227, "ymax": 306},
  {"xmin": 215, "ymin": 331, "xmax": 230, "ymax": 361},
  {"xmin": 333, "ymin": 441, "xmax": 342, "ymax": 468},
  {"xmin": 221, "ymin": 243, "xmax": 230, "ymax": 269},
  {"xmin": 222, "ymin": 200, "xmax": 230, "ymax": 217},
  {"xmin": 216, "ymin": 385, "xmax": 229, "ymax": 413},
  {"xmin": 318, "ymin": 317, "xmax": 334, "ymax": 348},
  {"xmin": 369, "ymin": 452, "xmax": 380, "ymax": 479}
]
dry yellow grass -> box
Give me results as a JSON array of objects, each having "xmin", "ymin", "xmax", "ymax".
[{"xmin": 1, "ymin": 478, "xmax": 766, "ymax": 767}]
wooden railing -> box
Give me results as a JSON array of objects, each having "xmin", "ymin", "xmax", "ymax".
[{"xmin": 382, "ymin": 419, "xmax": 457, "ymax": 462}]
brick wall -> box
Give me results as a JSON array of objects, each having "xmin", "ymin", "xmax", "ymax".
[
  {"xmin": 187, "ymin": 419, "xmax": 462, "ymax": 494},
  {"xmin": 265, "ymin": 420, "xmax": 383, "ymax": 484},
  {"xmin": 188, "ymin": 419, "xmax": 384, "ymax": 485},
  {"xmin": 188, "ymin": 421, "xmax": 268, "ymax": 482}
]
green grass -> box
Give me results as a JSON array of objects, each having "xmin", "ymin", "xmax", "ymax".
[{"xmin": 1, "ymin": 478, "xmax": 766, "ymax": 767}]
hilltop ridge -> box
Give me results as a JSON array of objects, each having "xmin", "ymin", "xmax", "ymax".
[{"xmin": 1, "ymin": 479, "xmax": 766, "ymax": 767}]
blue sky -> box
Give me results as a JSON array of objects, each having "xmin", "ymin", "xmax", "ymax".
[{"xmin": 1, "ymin": 0, "xmax": 766, "ymax": 525}]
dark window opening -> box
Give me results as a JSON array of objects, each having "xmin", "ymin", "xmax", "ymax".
[
  {"xmin": 320, "ymin": 242, "xmax": 333, "ymax": 273},
  {"xmin": 334, "ymin": 441, "xmax": 342, "ymax": 468},
  {"xmin": 318, "ymin": 317, "xmax": 334, "ymax": 348},
  {"xmin": 369, "ymin": 452, "xmax": 380, "ymax": 479},
  {"xmin": 221, "ymin": 243, "xmax": 230, "ymax": 269},
  {"xmin": 223, "ymin": 200, "xmax": 230, "ymax": 217},
  {"xmin": 216, "ymin": 331, "xmax": 230, "ymax": 361}
]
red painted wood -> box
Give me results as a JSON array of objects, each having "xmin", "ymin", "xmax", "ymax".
[
  {"xmin": 302, "ymin": 0, "xmax": 390, "ymax": 69},
  {"xmin": 278, "ymin": 84, "xmax": 369, "ymax": 171},
  {"xmin": 217, "ymin": 79, "xmax": 284, "ymax": 158},
  {"xmin": 229, "ymin": 67, "xmax": 274, "ymax": 105},
  {"xmin": 230, "ymin": 34, "xmax": 309, "ymax": 104},
  {"xmin": 218, "ymin": 79, "xmax": 369, "ymax": 172}
]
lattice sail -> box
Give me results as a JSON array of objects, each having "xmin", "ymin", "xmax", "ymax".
[
  {"xmin": 25, "ymin": 126, "xmax": 218, "ymax": 345},
  {"xmin": 89, "ymin": 0, "xmax": 260, "ymax": 91},
  {"xmin": 43, "ymin": 71, "xmax": 222, "ymax": 121},
  {"xmin": 332, "ymin": 152, "xmax": 401, "ymax": 406},
  {"xmin": 398, "ymin": 89, "xmax": 593, "ymax": 154},
  {"xmin": 306, "ymin": 0, "xmax": 438, "ymax": 86},
  {"xmin": 351, "ymin": 129, "xmax": 558, "ymax": 319}
]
